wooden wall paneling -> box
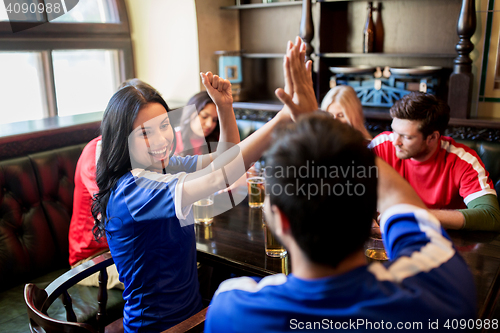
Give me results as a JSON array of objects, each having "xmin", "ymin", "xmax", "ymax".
[
  {"xmin": 239, "ymin": 5, "xmax": 302, "ymax": 101},
  {"xmin": 240, "ymin": 6, "xmax": 302, "ymax": 53},
  {"xmin": 195, "ymin": 0, "xmax": 240, "ymax": 85}
]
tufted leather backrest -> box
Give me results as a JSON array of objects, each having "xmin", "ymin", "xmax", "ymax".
[
  {"xmin": 29, "ymin": 145, "xmax": 84, "ymax": 265},
  {"xmin": 0, "ymin": 157, "xmax": 58, "ymax": 290},
  {"xmin": 0, "ymin": 144, "xmax": 84, "ymax": 292}
]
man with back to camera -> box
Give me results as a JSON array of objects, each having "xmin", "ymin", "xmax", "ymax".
[
  {"xmin": 204, "ymin": 115, "xmax": 477, "ymax": 333},
  {"xmin": 204, "ymin": 41, "xmax": 476, "ymax": 332},
  {"xmin": 368, "ymin": 92, "xmax": 500, "ymax": 231}
]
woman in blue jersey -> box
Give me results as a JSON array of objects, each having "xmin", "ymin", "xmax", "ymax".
[
  {"xmin": 91, "ymin": 38, "xmax": 314, "ymax": 332},
  {"xmin": 90, "ymin": 75, "xmax": 242, "ymax": 332}
]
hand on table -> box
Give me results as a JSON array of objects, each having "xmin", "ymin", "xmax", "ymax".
[
  {"xmin": 200, "ymin": 71, "xmax": 233, "ymax": 110},
  {"xmin": 275, "ymin": 37, "xmax": 317, "ymax": 122}
]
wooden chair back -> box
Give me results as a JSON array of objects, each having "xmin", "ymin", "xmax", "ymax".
[
  {"xmin": 25, "ymin": 283, "xmax": 98, "ymax": 333},
  {"xmin": 24, "ymin": 251, "xmax": 207, "ymax": 333},
  {"xmin": 161, "ymin": 307, "xmax": 208, "ymax": 333},
  {"xmin": 24, "ymin": 252, "xmax": 121, "ymax": 333}
]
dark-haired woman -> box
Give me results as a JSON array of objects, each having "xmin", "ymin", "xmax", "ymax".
[
  {"xmin": 175, "ymin": 91, "xmax": 219, "ymax": 156},
  {"xmin": 91, "ymin": 38, "xmax": 313, "ymax": 333},
  {"xmin": 91, "ymin": 76, "xmax": 239, "ymax": 332}
]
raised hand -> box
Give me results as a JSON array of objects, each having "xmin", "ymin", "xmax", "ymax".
[
  {"xmin": 200, "ymin": 71, "xmax": 233, "ymax": 110},
  {"xmin": 275, "ymin": 37, "xmax": 317, "ymax": 121}
]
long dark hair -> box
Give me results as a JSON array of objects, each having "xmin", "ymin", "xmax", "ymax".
[
  {"xmin": 91, "ymin": 80, "xmax": 175, "ymax": 240},
  {"xmin": 178, "ymin": 91, "xmax": 219, "ymax": 156}
]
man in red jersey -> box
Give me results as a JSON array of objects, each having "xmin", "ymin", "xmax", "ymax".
[{"xmin": 369, "ymin": 92, "xmax": 500, "ymax": 231}]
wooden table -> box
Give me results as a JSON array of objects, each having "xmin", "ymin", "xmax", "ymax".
[{"xmin": 195, "ymin": 198, "xmax": 500, "ymax": 320}]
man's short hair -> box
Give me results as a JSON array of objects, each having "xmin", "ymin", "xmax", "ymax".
[
  {"xmin": 390, "ymin": 92, "xmax": 450, "ymax": 138},
  {"xmin": 264, "ymin": 113, "xmax": 377, "ymax": 268}
]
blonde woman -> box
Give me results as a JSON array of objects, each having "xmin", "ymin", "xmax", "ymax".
[{"xmin": 321, "ymin": 85, "xmax": 372, "ymax": 140}]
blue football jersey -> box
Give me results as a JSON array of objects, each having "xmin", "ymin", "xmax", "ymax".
[{"xmin": 205, "ymin": 204, "xmax": 476, "ymax": 333}]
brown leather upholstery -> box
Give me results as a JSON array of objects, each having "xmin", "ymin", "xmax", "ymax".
[
  {"xmin": 0, "ymin": 145, "xmax": 84, "ymax": 292},
  {"xmin": 0, "ymin": 156, "xmax": 60, "ymax": 290},
  {"xmin": 29, "ymin": 146, "xmax": 84, "ymax": 264},
  {"xmin": 0, "ymin": 144, "xmax": 125, "ymax": 332}
]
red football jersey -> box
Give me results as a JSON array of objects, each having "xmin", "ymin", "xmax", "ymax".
[
  {"xmin": 174, "ymin": 130, "xmax": 206, "ymax": 156},
  {"xmin": 68, "ymin": 136, "xmax": 109, "ymax": 266}
]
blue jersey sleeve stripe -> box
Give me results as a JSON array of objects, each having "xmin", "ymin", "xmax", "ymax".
[
  {"xmin": 370, "ymin": 204, "xmax": 456, "ymax": 283},
  {"xmin": 213, "ymin": 274, "xmax": 287, "ymax": 298}
]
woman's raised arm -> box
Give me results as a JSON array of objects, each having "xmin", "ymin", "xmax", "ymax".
[
  {"xmin": 197, "ymin": 72, "xmax": 240, "ymax": 168},
  {"xmin": 181, "ymin": 39, "xmax": 317, "ymax": 208}
]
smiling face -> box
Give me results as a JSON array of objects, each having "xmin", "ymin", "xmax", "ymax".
[
  {"xmin": 391, "ymin": 118, "xmax": 432, "ymax": 161},
  {"xmin": 190, "ymin": 103, "xmax": 218, "ymax": 138},
  {"xmin": 129, "ymin": 102, "xmax": 174, "ymax": 171},
  {"xmin": 327, "ymin": 102, "xmax": 348, "ymax": 124}
]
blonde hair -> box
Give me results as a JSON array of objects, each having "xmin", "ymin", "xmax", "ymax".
[{"xmin": 320, "ymin": 85, "xmax": 371, "ymax": 140}]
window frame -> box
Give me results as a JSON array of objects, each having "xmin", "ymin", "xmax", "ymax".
[{"xmin": 0, "ymin": 0, "xmax": 134, "ymax": 118}]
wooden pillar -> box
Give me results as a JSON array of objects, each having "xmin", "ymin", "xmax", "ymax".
[
  {"xmin": 448, "ymin": 0, "xmax": 476, "ymax": 118},
  {"xmin": 299, "ymin": 0, "xmax": 314, "ymax": 62}
]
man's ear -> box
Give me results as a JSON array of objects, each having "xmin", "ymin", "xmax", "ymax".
[
  {"xmin": 272, "ymin": 205, "xmax": 292, "ymax": 236},
  {"xmin": 426, "ymin": 131, "xmax": 440, "ymax": 145}
]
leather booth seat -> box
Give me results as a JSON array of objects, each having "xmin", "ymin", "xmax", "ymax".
[{"xmin": 0, "ymin": 144, "xmax": 124, "ymax": 332}]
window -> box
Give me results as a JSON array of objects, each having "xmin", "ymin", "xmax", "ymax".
[
  {"xmin": 52, "ymin": 0, "xmax": 119, "ymax": 23},
  {"xmin": 0, "ymin": 0, "xmax": 134, "ymax": 124},
  {"xmin": 52, "ymin": 50, "xmax": 121, "ymax": 116},
  {"xmin": 0, "ymin": 52, "xmax": 47, "ymax": 124}
]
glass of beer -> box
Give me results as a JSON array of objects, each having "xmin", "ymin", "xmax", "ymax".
[
  {"xmin": 193, "ymin": 194, "xmax": 214, "ymax": 225},
  {"xmin": 264, "ymin": 225, "xmax": 287, "ymax": 258},
  {"xmin": 364, "ymin": 236, "xmax": 388, "ymax": 263},
  {"xmin": 247, "ymin": 170, "xmax": 265, "ymax": 208}
]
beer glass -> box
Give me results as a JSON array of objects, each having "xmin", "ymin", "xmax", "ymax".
[
  {"xmin": 264, "ymin": 225, "xmax": 287, "ymax": 258},
  {"xmin": 247, "ymin": 207, "xmax": 264, "ymax": 241},
  {"xmin": 364, "ymin": 236, "xmax": 388, "ymax": 262},
  {"xmin": 247, "ymin": 170, "xmax": 265, "ymax": 208},
  {"xmin": 193, "ymin": 194, "xmax": 214, "ymax": 225}
]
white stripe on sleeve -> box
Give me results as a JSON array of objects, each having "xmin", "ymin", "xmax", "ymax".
[
  {"xmin": 368, "ymin": 133, "xmax": 395, "ymax": 149},
  {"xmin": 214, "ymin": 274, "xmax": 288, "ymax": 298},
  {"xmin": 441, "ymin": 140, "xmax": 494, "ymax": 204},
  {"xmin": 371, "ymin": 204, "xmax": 455, "ymax": 283}
]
